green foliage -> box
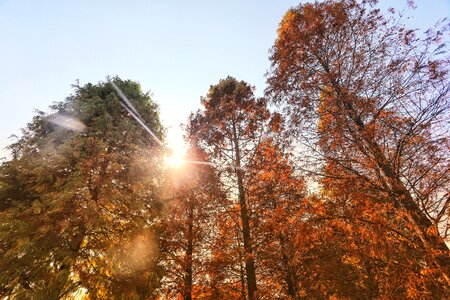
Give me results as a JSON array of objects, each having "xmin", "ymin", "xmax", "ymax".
[{"xmin": 0, "ymin": 77, "xmax": 165, "ymax": 299}]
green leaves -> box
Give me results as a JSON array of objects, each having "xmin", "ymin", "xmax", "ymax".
[{"xmin": 0, "ymin": 77, "xmax": 165, "ymax": 299}]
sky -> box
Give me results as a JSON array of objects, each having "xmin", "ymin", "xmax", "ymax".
[{"xmin": 1, "ymin": 0, "xmax": 449, "ymax": 158}]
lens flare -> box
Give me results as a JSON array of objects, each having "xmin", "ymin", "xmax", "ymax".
[
  {"xmin": 48, "ymin": 114, "xmax": 86, "ymax": 131},
  {"xmin": 111, "ymin": 81, "xmax": 215, "ymax": 168},
  {"xmin": 110, "ymin": 81, "xmax": 164, "ymax": 147}
]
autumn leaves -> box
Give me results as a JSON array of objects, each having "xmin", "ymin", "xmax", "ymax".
[{"xmin": 0, "ymin": 0, "xmax": 449, "ymax": 299}]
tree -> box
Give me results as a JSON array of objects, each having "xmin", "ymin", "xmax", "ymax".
[
  {"xmin": 0, "ymin": 77, "xmax": 165, "ymax": 298},
  {"xmin": 160, "ymin": 146, "xmax": 223, "ymax": 300},
  {"xmin": 267, "ymin": 0, "xmax": 450, "ymax": 285},
  {"xmin": 245, "ymin": 138, "xmax": 305, "ymax": 298},
  {"xmin": 315, "ymin": 160, "xmax": 448, "ymax": 297},
  {"xmin": 188, "ymin": 77, "xmax": 272, "ymax": 299}
]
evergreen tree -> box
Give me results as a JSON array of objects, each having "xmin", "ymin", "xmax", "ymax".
[{"xmin": 0, "ymin": 77, "xmax": 165, "ymax": 299}]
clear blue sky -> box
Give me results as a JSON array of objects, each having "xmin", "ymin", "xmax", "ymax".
[{"xmin": 1, "ymin": 0, "xmax": 449, "ymax": 157}]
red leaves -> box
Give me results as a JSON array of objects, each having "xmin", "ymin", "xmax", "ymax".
[{"xmin": 269, "ymin": 112, "xmax": 282, "ymax": 132}]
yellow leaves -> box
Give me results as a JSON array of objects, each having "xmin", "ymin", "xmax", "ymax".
[
  {"xmin": 80, "ymin": 237, "xmax": 88, "ymax": 249},
  {"xmin": 16, "ymin": 237, "xmax": 30, "ymax": 248},
  {"xmin": 95, "ymin": 287, "xmax": 108, "ymax": 299},
  {"xmin": 29, "ymin": 200, "xmax": 43, "ymax": 215},
  {"xmin": 341, "ymin": 254, "xmax": 360, "ymax": 266}
]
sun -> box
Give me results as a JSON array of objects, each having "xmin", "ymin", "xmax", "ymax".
[
  {"xmin": 164, "ymin": 144, "xmax": 187, "ymax": 167},
  {"xmin": 165, "ymin": 150, "xmax": 184, "ymax": 167},
  {"xmin": 164, "ymin": 129, "xmax": 188, "ymax": 167}
]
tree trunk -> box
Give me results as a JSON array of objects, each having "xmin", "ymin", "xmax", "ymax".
[
  {"xmin": 235, "ymin": 228, "xmax": 247, "ymax": 300},
  {"xmin": 232, "ymin": 122, "xmax": 258, "ymax": 300},
  {"xmin": 240, "ymin": 255, "xmax": 247, "ymax": 300},
  {"xmin": 183, "ymin": 202, "xmax": 194, "ymax": 300},
  {"xmin": 279, "ymin": 233, "xmax": 298, "ymax": 299},
  {"xmin": 362, "ymin": 132, "xmax": 450, "ymax": 284}
]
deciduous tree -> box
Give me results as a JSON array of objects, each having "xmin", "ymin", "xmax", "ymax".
[
  {"xmin": 188, "ymin": 77, "xmax": 272, "ymax": 299},
  {"xmin": 160, "ymin": 146, "xmax": 223, "ymax": 300},
  {"xmin": 268, "ymin": 0, "xmax": 450, "ymax": 285}
]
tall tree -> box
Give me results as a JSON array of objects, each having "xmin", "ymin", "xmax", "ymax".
[
  {"xmin": 160, "ymin": 146, "xmax": 223, "ymax": 300},
  {"xmin": 267, "ymin": 0, "xmax": 450, "ymax": 284},
  {"xmin": 188, "ymin": 77, "xmax": 272, "ymax": 299},
  {"xmin": 0, "ymin": 78, "xmax": 165, "ymax": 298},
  {"xmin": 246, "ymin": 137, "xmax": 305, "ymax": 298}
]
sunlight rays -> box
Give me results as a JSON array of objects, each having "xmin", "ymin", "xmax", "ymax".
[{"xmin": 111, "ymin": 81, "xmax": 214, "ymax": 169}]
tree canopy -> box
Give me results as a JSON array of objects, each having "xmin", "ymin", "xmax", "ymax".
[
  {"xmin": 1, "ymin": 1, "xmax": 449, "ymax": 299},
  {"xmin": 0, "ymin": 78, "xmax": 165, "ymax": 299}
]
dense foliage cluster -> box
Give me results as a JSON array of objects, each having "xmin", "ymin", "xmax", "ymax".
[
  {"xmin": 0, "ymin": 0, "xmax": 449, "ymax": 299},
  {"xmin": 0, "ymin": 79, "xmax": 165, "ymax": 298}
]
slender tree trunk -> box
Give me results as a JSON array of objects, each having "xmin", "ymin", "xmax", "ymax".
[
  {"xmin": 183, "ymin": 202, "xmax": 194, "ymax": 300},
  {"xmin": 279, "ymin": 233, "xmax": 298, "ymax": 299},
  {"xmin": 236, "ymin": 227, "xmax": 247, "ymax": 300},
  {"xmin": 232, "ymin": 122, "xmax": 258, "ymax": 300},
  {"xmin": 240, "ymin": 254, "xmax": 247, "ymax": 300}
]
